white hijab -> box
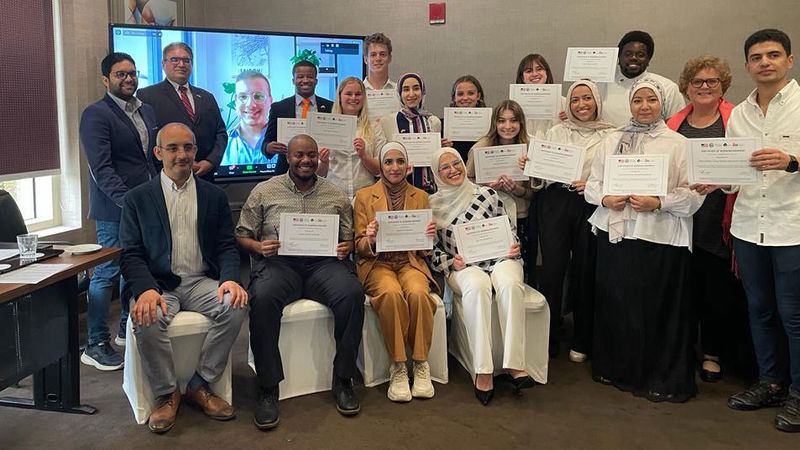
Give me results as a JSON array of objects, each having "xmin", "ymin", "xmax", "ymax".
[{"xmin": 429, "ymin": 147, "xmax": 475, "ymax": 227}]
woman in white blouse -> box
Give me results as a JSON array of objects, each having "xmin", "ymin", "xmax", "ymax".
[
  {"xmin": 317, "ymin": 77, "xmax": 386, "ymax": 199},
  {"xmin": 584, "ymin": 78, "xmax": 704, "ymax": 403},
  {"xmin": 429, "ymin": 147, "xmax": 532, "ymax": 406}
]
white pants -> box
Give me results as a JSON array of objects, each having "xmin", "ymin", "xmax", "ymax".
[{"xmin": 448, "ymin": 259, "xmax": 526, "ymax": 374}]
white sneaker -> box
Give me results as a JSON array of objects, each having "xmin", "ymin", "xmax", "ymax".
[
  {"xmin": 114, "ymin": 335, "xmax": 126, "ymax": 346},
  {"xmin": 387, "ymin": 362, "xmax": 412, "ymax": 402},
  {"xmin": 411, "ymin": 361, "xmax": 435, "ymax": 399},
  {"xmin": 569, "ymin": 350, "xmax": 588, "ymax": 363}
]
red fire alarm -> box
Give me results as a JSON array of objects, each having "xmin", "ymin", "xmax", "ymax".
[{"xmin": 429, "ymin": 3, "xmax": 445, "ymax": 25}]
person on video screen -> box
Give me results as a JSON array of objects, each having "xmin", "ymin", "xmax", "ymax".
[{"xmin": 220, "ymin": 71, "xmax": 275, "ymax": 167}]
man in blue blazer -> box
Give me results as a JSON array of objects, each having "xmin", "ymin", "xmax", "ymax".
[
  {"xmin": 262, "ymin": 60, "xmax": 334, "ymax": 175},
  {"xmin": 79, "ymin": 52, "xmax": 158, "ymax": 371},
  {"xmin": 137, "ymin": 42, "xmax": 227, "ymax": 182},
  {"xmin": 120, "ymin": 122, "xmax": 247, "ymax": 434}
]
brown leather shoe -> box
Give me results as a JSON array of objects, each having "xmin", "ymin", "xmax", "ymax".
[
  {"xmin": 184, "ymin": 385, "xmax": 235, "ymax": 420},
  {"xmin": 148, "ymin": 390, "xmax": 180, "ymax": 433}
]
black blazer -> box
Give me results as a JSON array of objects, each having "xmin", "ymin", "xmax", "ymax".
[
  {"xmin": 263, "ymin": 95, "xmax": 333, "ymax": 175},
  {"xmin": 119, "ymin": 175, "xmax": 241, "ymax": 299},
  {"xmin": 137, "ymin": 80, "xmax": 227, "ymax": 180},
  {"xmin": 79, "ymin": 94, "xmax": 158, "ymax": 222}
]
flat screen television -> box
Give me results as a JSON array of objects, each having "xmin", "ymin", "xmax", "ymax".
[{"xmin": 109, "ymin": 24, "xmax": 365, "ymax": 183}]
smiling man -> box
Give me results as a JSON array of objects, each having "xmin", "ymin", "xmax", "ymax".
[
  {"xmin": 220, "ymin": 71, "xmax": 274, "ymax": 166},
  {"xmin": 602, "ymin": 30, "xmax": 685, "ymax": 126},
  {"xmin": 363, "ymin": 33, "xmax": 395, "ymax": 91}
]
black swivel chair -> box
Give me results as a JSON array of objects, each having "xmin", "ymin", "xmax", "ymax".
[{"xmin": 0, "ymin": 189, "xmax": 28, "ymax": 243}]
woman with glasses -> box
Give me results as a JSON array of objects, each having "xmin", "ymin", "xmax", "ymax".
[
  {"xmin": 317, "ymin": 77, "xmax": 386, "ymax": 199},
  {"xmin": 585, "ymin": 78, "xmax": 704, "ymax": 403},
  {"xmin": 429, "ymin": 148, "xmax": 533, "ymax": 406},
  {"xmin": 667, "ymin": 56, "xmax": 748, "ymax": 384}
]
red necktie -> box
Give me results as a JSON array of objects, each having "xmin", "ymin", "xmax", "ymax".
[
  {"xmin": 301, "ymin": 98, "xmax": 310, "ymax": 119},
  {"xmin": 179, "ymin": 85, "xmax": 195, "ymax": 121}
]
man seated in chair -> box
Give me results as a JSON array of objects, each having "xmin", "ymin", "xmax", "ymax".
[
  {"xmin": 119, "ymin": 122, "xmax": 248, "ymax": 434},
  {"xmin": 236, "ymin": 134, "xmax": 364, "ymax": 430}
]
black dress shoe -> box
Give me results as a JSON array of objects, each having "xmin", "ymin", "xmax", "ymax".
[
  {"xmin": 647, "ymin": 390, "xmax": 676, "ymax": 403},
  {"xmin": 510, "ymin": 375, "xmax": 535, "ymax": 395},
  {"xmin": 332, "ymin": 376, "xmax": 360, "ymax": 416},
  {"xmin": 700, "ymin": 358, "xmax": 723, "ymax": 383},
  {"xmin": 254, "ymin": 386, "xmax": 280, "ymax": 430},
  {"xmin": 592, "ymin": 374, "xmax": 613, "ymax": 385},
  {"xmin": 728, "ymin": 381, "xmax": 787, "ymax": 411},
  {"xmin": 474, "ymin": 387, "xmax": 494, "ymax": 406},
  {"xmin": 775, "ymin": 395, "xmax": 800, "ymax": 433}
]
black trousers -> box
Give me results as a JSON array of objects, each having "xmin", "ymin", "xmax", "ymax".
[
  {"xmin": 248, "ymin": 256, "xmax": 364, "ymax": 389},
  {"xmin": 525, "ymin": 192, "xmax": 540, "ymax": 287},
  {"xmin": 537, "ymin": 185, "xmax": 597, "ymax": 355}
]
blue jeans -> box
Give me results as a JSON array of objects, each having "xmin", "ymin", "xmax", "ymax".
[
  {"xmin": 87, "ymin": 220, "xmax": 129, "ymax": 345},
  {"xmin": 734, "ymin": 238, "xmax": 800, "ymax": 394}
]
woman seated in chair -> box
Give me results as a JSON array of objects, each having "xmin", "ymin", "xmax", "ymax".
[
  {"xmin": 428, "ymin": 147, "xmax": 533, "ymax": 406},
  {"xmin": 353, "ymin": 142, "xmax": 439, "ymax": 403}
]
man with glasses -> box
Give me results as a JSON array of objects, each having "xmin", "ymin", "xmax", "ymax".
[
  {"xmin": 79, "ymin": 52, "xmax": 158, "ymax": 370},
  {"xmin": 220, "ymin": 70, "xmax": 274, "ymax": 167},
  {"xmin": 119, "ymin": 123, "xmax": 247, "ymax": 433},
  {"xmin": 138, "ymin": 42, "xmax": 227, "ymax": 182}
]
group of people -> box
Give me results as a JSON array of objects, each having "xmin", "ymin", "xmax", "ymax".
[{"xmin": 78, "ymin": 27, "xmax": 800, "ymax": 435}]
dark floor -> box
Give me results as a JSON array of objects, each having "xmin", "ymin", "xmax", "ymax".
[{"xmin": 2, "ymin": 299, "xmax": 798, "ymax": 450}]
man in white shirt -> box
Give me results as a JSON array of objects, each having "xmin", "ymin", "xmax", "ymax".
[
  {"xmin": 714, "ymin": 28, "xmax": 800, "ymax": 433},
  {"xmin": 363, "ymin": 33, "xmax": 396, "ymax": 91},
  {"xmin": 602, "ymin": 30, "xmax": 685, "ymax": 126}
]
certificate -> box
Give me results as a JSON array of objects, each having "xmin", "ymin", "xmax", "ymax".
[
  {"xmin": 686, "ymin": 137, "xmax": 760, "ymax": 185},
  {"xmin": 277, "ymin": 118, "xmax": 306, "ymax": 144},
  {"xmin": 524, "ymin": 139, "xmax": 586, "ymax": 185},
  {"xmin": 366, "ymin": 89, "xmax": 399, "ymax": 122},
  {"xmin": 509, "ymin": 84, "xmax": 561, "ymax": 120},
  {"xmin": 473, "ymin": 144, "xmax": 528, "ymax": 184},
  {"xmin": 603, "ymin": 154, "xmax": 669, "ymax": 196},
  {"xmin": 391, "ymin": 133, "xmax": 441, "ymax": 167},
  {"xmin": 563, "ymin": 47, "xmax": 619, "ymax": 83},
  {"xmin": 277, "ymin": 213, "xmax": 339, "ymax": 257},
  {"xmin": 375, "ymin": 209, "xmax": 433, "ymax": 253},
  {"xmin": 443, "ymin": 107, "xmax": 492, "ymax": 141},
  {"xmin": 306, "ymin": 112, "xmax": 357, "ymax": 150},
  {"xmin": 453, "ymin": 216, "xmax": 514, "ymax": 264}
]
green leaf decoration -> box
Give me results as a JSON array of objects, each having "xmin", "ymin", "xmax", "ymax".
[
  {"xmin": 290, "ymin": 49, "xmax": 320, "ymax": 67},
  {"xmin": 222, "ymin": 82, "xmax": 237, "ymax": 94}
]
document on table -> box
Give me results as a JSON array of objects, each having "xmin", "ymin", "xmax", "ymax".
[
  {"xmin": 443, "ymin": 107, "xmax": 492, "ymax": 141},
  {"xmin": 366, "ymin": 90, "xmax": 400, "ymax": 122},
  {"xmin": 686, "ymin": 137, "xmax": 760, "ymax": 185},
  {"xmin": 0, "ymin": 249, "xmax": 19, "ymax": 261},
  {"xmin": 524, "ymin": 139, "xmax": 587, "ymax": 185},
  {"xmin": 454, "ymin": 216, "xmax": 515, "ymax": 264},
  {"xmin": 473, "ymin": 144, "xmax": 528, "ymax": 184},
  {"xmin": 306, "ymin": 112, "xmax": 357, "ymax": 150},
  {"xmin": 0, "ymin": 263, "xmax": 72, "ymax": 284},
  {"xmin": 509, "ymin": 84, "xmax": 562, "ymax": 120},
  {"xmin": 603, "ymin": 154, "xmax": 669, "ymax": 196},
  {"xmin": 391, "ymin": 133, "xmax": 441, "ymax": 167},
  {"xmin": 277, "ymin": 213, "xmax": 339, "ymax": 257},
  {"xmin": 277, "ymin": 118, "xmax": 307, "ymax": 145},
  {"xmin": 563, "ymin": 47, "xmax": 619, "ymax": 83},
  {"xmin": 375, "ymin": 209, "xmax": 433, "ymax": 253}
]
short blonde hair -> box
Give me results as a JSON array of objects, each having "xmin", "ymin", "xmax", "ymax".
[{"xmin": 678, "ymin": 55, "xmax": 732, "ymax": 96}]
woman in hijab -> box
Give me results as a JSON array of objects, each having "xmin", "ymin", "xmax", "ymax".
[
  {"xmin": 380, "ymin": 73, "xmax": 445, "ymax": 194},
  {"xmin": 518, "ymin": 80, "xmax": 615, "ymax": 362},
  {"xmin": 429, "ymin": 147, "xmax": 532, "ymax": 406},
  {"xmin": 584, "ymin": 78, "xmax": 704, "ymax": 403},
  {"xmin": 353, "ymin": 142, "xmax": 439, "ymax": 403}
]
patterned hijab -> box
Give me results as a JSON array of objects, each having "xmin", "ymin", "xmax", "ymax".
[
  {"xmin": 562, "ymin": 80, "xmax": 616, "ymax": 131},
  {"xmin": 615, "ymin": 78, "xmax": 669, "ymax": 155},
  {"xmin": 429, "ymin": 147, "xmax": 475, "ymax": 227},
  {"xmin": 397, "ymin": 73, "xmax": 432, "ymax": 124},
  {"xmin": 378, "ymin": 141, "xmax": 409, "ymax": 211}
]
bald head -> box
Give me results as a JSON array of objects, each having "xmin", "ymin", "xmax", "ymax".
[
  {"xmin": 286, "ymin": 134, "xmax": 319, "ymax": 183},
  {"xmin": 287, "ymin": 134, "xmax": 318, "ymax": 156},
  {"xmin": 156, "ymin": 122, "xmax": 196, "ymax": 147}
]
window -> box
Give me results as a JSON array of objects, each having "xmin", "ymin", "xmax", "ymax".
[{"xmin": 0, "ymin": 175, "xmax": 60, "ymax": 232}]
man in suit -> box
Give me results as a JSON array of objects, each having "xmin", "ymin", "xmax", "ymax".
[
  {"xmin": 137, "ymin": 42, "xmax": 227, "ymax": 182},
  {"xmin": 262, "ymin": 60, "xmax": 334, "ymax": 175},
  {"xmin": 79, "ymin": 52, "xmax": 158, "ymax": 371},
  {"xmin": 120, "ymin": 122, "xmax": 248, "ymax": 434}
]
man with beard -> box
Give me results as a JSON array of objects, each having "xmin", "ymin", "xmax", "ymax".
[
  {"xmin": 236, "ymin": 134, "xmax": 363, "ymax": 429},
  {"xmin": 79, "ymin": 52, "xmax": 158, "ymax": 370},
  {"xmin": 220, "ymin": 71, "xmax": 274, "ymax": 167},
  {"xmin": 602, "ymin": 30, "xmax": 685, "ymax": 125}
]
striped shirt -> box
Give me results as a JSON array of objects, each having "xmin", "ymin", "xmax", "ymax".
[{"xmin": 160, "ymin": 171, "xmax": 206, "ymax": 276}]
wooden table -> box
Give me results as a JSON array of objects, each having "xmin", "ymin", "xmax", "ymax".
[{"xmin": 0, "ymin": 247, "xmax": 120, "ymax": 414}]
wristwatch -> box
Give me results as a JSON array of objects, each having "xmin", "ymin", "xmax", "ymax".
[{"xmin": 786, "ymin": 154, "xmax": 799, "ymax": 173}]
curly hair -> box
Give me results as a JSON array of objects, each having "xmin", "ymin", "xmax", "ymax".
[{"xmin": 678, "ymin": 55, "xmax": 732, "ymax": 96}]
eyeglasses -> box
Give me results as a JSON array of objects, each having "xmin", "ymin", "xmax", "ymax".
[
  {"xmin": 113, "ymin": 70, "xmax": 139, "ymax": 79},
  {"xmin": 690, "ymin": 78, "xmax": 721, "ymax": 88},
  {"xmin": 235, "ymin": 92, "xmax": 269, "ymax": 104},
  {"xmin": 438, "ymin": 160, "xmax": 463, "ymax": 172},
  {"xmin": 167, "ymin": 56, "xmax": 193, "ymax": 65},
  {"xmin": 159, "ymin": 144, "xmax": 196, "ymax": 153}
]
